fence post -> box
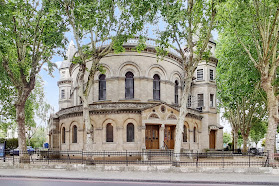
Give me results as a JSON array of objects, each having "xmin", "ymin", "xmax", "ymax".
[
  {"xmin": 267, "ymin": 150, "xmax": 270, "ymax": 167},
  {"xmin": 81, "ymin": 150, "xmax": 83, "ymax": 164},
  {"xmin": 12, "ymin": 150, "xmax": 14, "ymax": 166},
  {"xmin": 126, "ymin": 150, "xmax": 128, "ymax": 166},
  {"xmin": 48, "ymin": 149, "xmax": 49, "ymax": 165},
  {"xmin": 222, "ymin": 149, "xmax": 224, "ymax": 168},
  {"xmin": 248, "ymin": 152, "xmax": 250, "ymax": 167},
  {"xmin": 196, "ymin": 151, "xmax": 198, "ymax": 168},
  {"xmin": 103, "ymin": 150, "xmax": 105, "ymax": 166}
]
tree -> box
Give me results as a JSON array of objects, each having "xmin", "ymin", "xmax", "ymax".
[
  {"xmin": 216, "ymin": 32, "xmax": 267, "ymax": 153},
  {"xmin": 0, "ymin": 0, "xmax": 67, "ymax": 162},
  {"xmin": 60, "ymin": 0, "xmax": 158, "ymax": 153},
  {"xmin": 223, "ymin": 132, "xmax": 232, "ymax": 146},
  {"xmin": 157, "ymin": 0, "xmax": 217, "ymax": 161},
  {"xmin": 250, "ymin": 119, "xmax": 267, "ymax": 147},
  {"xmin": 218, "ymin": 0, "xmax": 279, "ymax": 161}
]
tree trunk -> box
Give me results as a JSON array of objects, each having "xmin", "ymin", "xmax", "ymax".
[
  {"xmin": 83, "ymin": 97, "xmax": 93, "ymax": 152},
  {"xmin": 174, "ymin": 72, "xmax": 193, "ymax": 162},
  {"xmin": 261, "ymin": 79, "xmax": 278, "ymax": 162},
  {"xmin": 242, "ymin": 135, "xmax": 248, "ymax": 153},
  {"xmin": 234, "ymin": 130, "xmax": 238, "ymax": 153},
  {"xmin": 16, "ymin": 104, "xmax": 29, "ymax": 163}
]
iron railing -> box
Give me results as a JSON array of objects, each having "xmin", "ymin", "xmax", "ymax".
[{"xmin": 0, "ymin": 149, "xmax": 275, "ymax": 167}]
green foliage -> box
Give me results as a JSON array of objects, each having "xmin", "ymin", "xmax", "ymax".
[
  {"xmin": 0, "ymin": 138, "xmax": 18, "ymax": 150},
  {"xmin": 250, "ymin": 120, "xmax": 267, "ymax": 145},
  {"xmin": 223, "ymin": 132, "xmax": 232, "ymax": 145},
  {"xmin": 30, "ymin": 127, "xmax": 47, "ymax": 148}
]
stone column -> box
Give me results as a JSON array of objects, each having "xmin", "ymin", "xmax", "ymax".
[
  {"xmin": 117, "ymin": 126, "xmax": 123, "ymax": 151},
  {"xmin": 159, "ymin": 124, "xmax": 165, "ymax": 149}
]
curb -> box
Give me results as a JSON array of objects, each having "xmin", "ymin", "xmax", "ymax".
[{"xmin": 0, "ymin": 175, "xmax": 279, "ymax": 185}]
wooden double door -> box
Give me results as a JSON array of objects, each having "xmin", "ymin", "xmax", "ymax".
[
  {"xmin": 145, "ymin": 125, "xmax": 159, "ymax": 149},
  {"xmin": 209, "ymin": 130, "xmax": 216, "ymax": 149},
  {"xmin": 164, "ymin": 125, "xmax": 175, "ymax": 149}
]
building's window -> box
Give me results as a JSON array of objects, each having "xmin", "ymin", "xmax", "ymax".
[
  {"xmin": 174, "ymin": 80, "xmax": 179, "ymax": 104},
  {"xmin": 125, "ymin": 72, "xmax": 134, "ymax": 99},
  {"xmin": 210, "ymin": 69, "xmax": 214, "ymax": 81},
  {"xmin": 197, "ymin": 69, "xmax": 203, "ymax": 80},
  {"xmin": 183, "ymin": 125, "xmax": 187, "ymax": 142},
  {"xmin": 72, "ymin": 125, "xmax": 77, "ymax": 143},
  {"xmin": 187, "ymin": 95, "xmax": 192, "ymax": 108},
  {"xmin": 198, "ymin": 94, "xmax": 204, "ymax": 107},
  {"xmin": 127, "ymin": 123, "xmax": 134, "ymax": 142},
  {"xmin": 79, "ymin": 96, "xmax": 83, "ymax": 104},
  {"xmin": 99, "ymin": 74, "xmax": 106, "ymax": 100},
  {"xmin": 193, "ymin": 127, "xmax": 197, "ymax": 142},
  {"xmin": 153, "ymin": 74, "xmax": 160, "ymax": 100},
  {"xmin": 210, "ymin": 94, "xmax": 214, "ymax": 107},
  {"xmin": 62, "ymin": 127, "xmax": 65, "ymax": 143},
  {"xmin": 61, "ymin": 89, "xmax": 65, "ymax": 99},
  {"xmin": 106, "ymin": 123, "xmax": 113, "ymax": 142}
]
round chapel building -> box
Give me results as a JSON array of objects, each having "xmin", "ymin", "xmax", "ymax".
[{"xmin": 48, "ymin": 38, "xmax": 223, "ymax": 152}]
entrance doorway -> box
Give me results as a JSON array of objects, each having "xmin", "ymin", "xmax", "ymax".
[
  {"xmin": 164, "ymin": 125, "xmax": 175, "ymax": 149},
  {"xmin": 145, "ymin": 125, "xmax": 159, "ymax": 149},
  {"xmin": 209, "ymin": 130, "xmax": 216, "ymax": 149}
]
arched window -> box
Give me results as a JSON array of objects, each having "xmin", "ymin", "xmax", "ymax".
[
  {"xmin": 99, "ymin": 74, "xmax": 106, "ymax": 100},
  {"xmin": 72, "ymin": 125, "xmax": 77, "ymax": 143},
  {"xmin": 193, "ymin": 127, "xmax": 196, "ymax": 142},
  {"xmin": 183, "ymin": 125, "xmax": 187, "ymax": 142},
  {"xmin": 106, "ymin": 123, "xmax": 113, "ymax": 142},
  {"xmin": 175, "ymin": 80, "xmax": 179, "ymax": 104},
  {"xmin": 125, "ymin": 72, "xmax": 134, "ymax": 99},
  {"xmin": 62, "ymin": 127, "xmax": 65, "ymax": 143},
  {"xmin": 127, "ymin": 123, "xmax": 134, "ymax": 142},
  {"xmin": 153, "ymin": 74, "xmax": 160, "ymax": 100}
]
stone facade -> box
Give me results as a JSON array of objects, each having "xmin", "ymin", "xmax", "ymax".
[{"xmin": 48, "ymin": 39, "xmax": 223, "ymax": 152}]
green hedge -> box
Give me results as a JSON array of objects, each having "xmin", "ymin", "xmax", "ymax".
[{"xmin": 0, "ymin": 138, "xmax": 18, "ymax": 150}]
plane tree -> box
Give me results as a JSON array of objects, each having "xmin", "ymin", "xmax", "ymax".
[
  {"xmin": 0, "ymin": 0, "xmax": 67, "ymax": 162},
  {"xmin": 59, "ymin": 0, "xmax": 158, "ymax": 152},
  {"xmin": 157, "ymin": 0, "xmax": 217, "ymax": 161},
  {"xmin": 218, "ymin": 0, "xmax": 279, "ymax": 160}
]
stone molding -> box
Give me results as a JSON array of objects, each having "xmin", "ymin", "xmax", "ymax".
[{"xmin": 56, "ymin": 102, "xmax": 202, "ymax": 120}]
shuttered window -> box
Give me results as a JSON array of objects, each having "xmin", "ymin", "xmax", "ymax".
[
  {"xmin": 125, "ymin": 72, "xmax": 134, "ymax": 99},
  {"xmin": 198, "ymin": 94, "xmax": 204, "ymax": 107},
  {"xmin": 153, "ymin": 74, "xmax": 160, "ymax": 100},
  {"xmin": 197, "ymin": 69, "xmax": 203, "ymax": 80}
]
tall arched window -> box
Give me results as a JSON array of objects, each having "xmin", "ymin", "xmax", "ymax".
[
  {"xmin": 153, "ymin": 74, "xmax": 160, "ymax": 100},
  {"xmin": 125, "ymin": 72, "xmax": 134, "ymax": 99},
  {"xmin": 183, "ymin": 125, "xmax": 187, "ymax": 142},
  {"xmin": 175, "ymin": 80, "xmax": 179, "ymax": 104},
  {"xmin": 62, "ymin": 127, "xmax": 65, "ymax": 143},
  {"xmin": 127, "ymin": 123, "xmax": 134, "ymax": 142},
  {"xmin": 193, "ymin": 127, "xmax": 196, "ymax": 142},
  {"xmin": 72, "ymin": 125, "xmax": 77, "ymax": 143},
  {"xmin": 106, "ymin": 123, "xmax": 113, "ymax": 142},
  {"xmin": 99, "ymin": 74, "xmax": 106, "ymax": 100}
]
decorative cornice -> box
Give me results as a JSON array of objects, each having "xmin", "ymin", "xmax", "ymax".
[{"xmin": 56, "ymin": 101, "xmax": 202, "ymax": 121}]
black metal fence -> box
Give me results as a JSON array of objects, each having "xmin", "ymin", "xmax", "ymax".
[{"xmin": 0, "ymin": 149, "xmax": 274, "ymax": 167}]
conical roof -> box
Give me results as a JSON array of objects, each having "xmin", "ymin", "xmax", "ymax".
[{"xmin": 60, "ymin": 40, "xmax": 76, "ymax": 69}]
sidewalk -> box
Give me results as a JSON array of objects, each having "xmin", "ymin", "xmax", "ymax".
[{"xmin": 0, "ymin": 165, "xmax": 279, "ymax": 185}]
